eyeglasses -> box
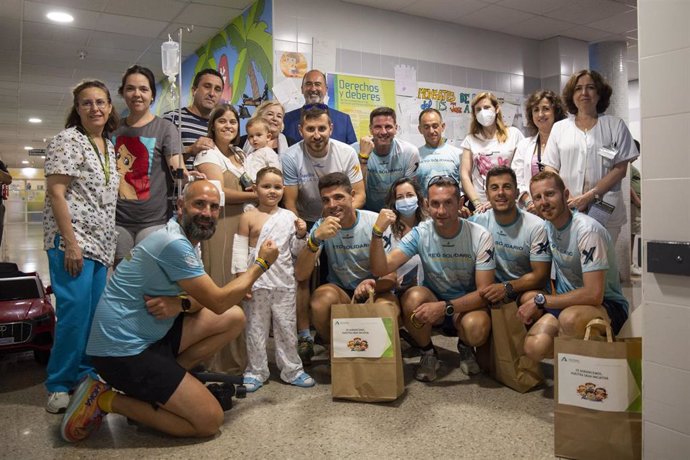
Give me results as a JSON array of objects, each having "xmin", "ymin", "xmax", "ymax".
[
  {"xmin": 79, "ymin": 99, "xmax": 109, "ymax": 110},
  {"xmin": 302, "ymin": 103, "xmax": 329, "ymax": 111}
]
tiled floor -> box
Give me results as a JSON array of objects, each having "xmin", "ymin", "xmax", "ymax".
[{"xmin": 0, "ymin": 222, "xmax": 639, "ymax": 458}]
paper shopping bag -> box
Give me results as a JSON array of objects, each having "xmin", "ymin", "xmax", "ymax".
[
  {"xmin": 330, "ymin": 294, "xmax": 403, "ymax": 402},
  {"xmin": 489, "ymin": 301, "xmax": 543, "ymax": 393},
  {"xmin": 554, "ymin": 318, "xmax": 642, "ymax": 460}
]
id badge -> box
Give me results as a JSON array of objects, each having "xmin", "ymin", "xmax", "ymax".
[
  {"xmin": 101, "ymin": 187, "xmax": 117, "ymax": 205},
  {"xmin": 588, "ymin": 199, "xmax": 615, "ymax": 227},
  {"xmin": 597, "ymin": 145, "xmax": 617, "ymax": 168}
]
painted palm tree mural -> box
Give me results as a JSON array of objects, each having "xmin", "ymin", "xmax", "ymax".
[{"xmin": 153, "ymin": 0, "xmax": 272, "ymax": 116}]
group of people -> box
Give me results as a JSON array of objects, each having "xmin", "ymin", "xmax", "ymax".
[{"xmin": 41, "ymin": 65, "xmax": 638, "ymax": 443}]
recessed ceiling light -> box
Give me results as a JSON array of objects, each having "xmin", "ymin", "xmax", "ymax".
[
  {"xmin": 28, "ymin": 117, "xmax": 42, "ymax": 123},
  {"xmin": 41, "ymin": 156, "xmax": 46, "ymax": 159},
  {"xmin": 22, "ymin": 160, "xmax": 29, "ymax": 164},
  {"xmin": 24, "ymin": 146, "xmax": 33, "ymax": 150},
  {"xmin": 46, "ymin": 11, "xmax": 74, "ymax": 23}
]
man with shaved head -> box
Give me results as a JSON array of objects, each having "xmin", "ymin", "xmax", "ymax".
[{"xmin": 61, "ymin": 180, "xmax": 279, "ymax": 442}]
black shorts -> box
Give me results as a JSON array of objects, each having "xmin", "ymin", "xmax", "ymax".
[
  {"xmin": 602, "ymin": 299, "xmax": 628, "ymax": 336},
  {"xmin": 91, "ymin": 314, "xmax": 186, "ymax": 406}
]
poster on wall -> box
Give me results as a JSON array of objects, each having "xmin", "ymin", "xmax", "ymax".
[
  {"xmin": 151, "ymin": 0, "xmax": 273, "ymax": 123},
  {"xmin": 396, "ymin": 82, "xmax": 524, "ymax": 147},
  {"xmin": 326, "ymin": 73, "xmax": 396, "ymax": 140},
  {"xmin": 276, "ymin": 51, "xmax": 309, "ymax": 79}
]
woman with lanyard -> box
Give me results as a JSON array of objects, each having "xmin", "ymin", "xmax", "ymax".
[
  {"xmin": 511, "ymin": 90, "xmax": 567, "ymax": 214},
  {"xmin": 194, "ymin": 104, "xmax": 256, "ymax": 374},
  {"xmin": 542, "ymin": 70, "xmax": 639, "ymax": 244},
  {"xmin": 111, "ymin": 65, "xmax": 184, "ymax": 266},
  {"xmin": 43, "ymin": 80, "xmax": 119, "ymax": 414}
]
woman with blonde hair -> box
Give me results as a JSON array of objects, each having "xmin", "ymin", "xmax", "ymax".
[
  {"xmin": 240, "ymin": 100, "xmax": 296, "ymax": 154},
  {"xmin": 460, "ymin": 92, "xmax": 524, "ymax": 213}
]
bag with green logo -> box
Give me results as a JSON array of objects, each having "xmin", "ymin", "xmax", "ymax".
[
  {"xmin": 554, "ymin": 318, "xmax": 642, "ymax": 460},
  {"xmin": 330, "ymin": 293, "xmax": 403, "ymax": 402}
]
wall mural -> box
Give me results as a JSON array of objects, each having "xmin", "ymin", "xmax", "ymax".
[{"xmin": 152, "ymin": 0, "xmax": 272, "ymax": 118}]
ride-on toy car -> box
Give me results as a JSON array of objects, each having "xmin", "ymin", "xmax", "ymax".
[{"xmin": 0, "ymin": 262, "xmax": 55, "ymax": 364}]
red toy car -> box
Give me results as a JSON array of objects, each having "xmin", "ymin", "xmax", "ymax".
[{"xmin": 0, "ymin": 262, "xmax": 55, "ymax": 364}]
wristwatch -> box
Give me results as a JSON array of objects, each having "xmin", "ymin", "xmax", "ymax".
[
  {"xmin": 534, "ymin": 293, "xmax": 546, "ymax": 310},
  {"xmin": 444, "ymin": 302, "xmax": 455, "ymax": 317},
  {"xmin": 503, "ymin": 282, "xmax": 517, "ymax": 301},
  {"xmin": 179, "ymin": 295, "xmax": 191, "ymax": 312}
]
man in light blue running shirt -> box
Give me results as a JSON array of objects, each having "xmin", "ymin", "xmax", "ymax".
[
  {"xmin": 370, "ymin": 176, "xmax": 495, "ymax": 382},
  {"xmin": 61, "ymin": 181, "xmax": 279, "ymax": 443},
  {"xmin": 416, "ymin": 108, "xmax": 463, "ymax": 196},
  {"xmin": 352, "ymin": 107, "xmax": 420, "ymax": 212},
  {"xmin": 519, "ymin": 171, "xmax": 629, "ymax": 364},
  {"xmin": 469, "ymin": 166, "xmax": 551, "ymax": 311},
  {"xmin": 295, "ymin": 172, "xmax": 397, "ymax": 344}
]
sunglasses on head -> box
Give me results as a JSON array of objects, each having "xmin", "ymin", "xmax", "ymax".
[{"xmin": 302, "ymin": 103, "xmax": 329, "ymax": 111}]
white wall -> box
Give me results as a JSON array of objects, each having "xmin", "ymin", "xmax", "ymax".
[{"xmin": 638, "ymin": 0, "xmax": 690, "ymax": 458}]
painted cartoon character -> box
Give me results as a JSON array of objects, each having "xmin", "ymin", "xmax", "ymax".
[
  {"xmin": 280, "ymin": 52, "xmax": 307, "ymax": 78},
  {"xmin": 594, "ymin": 388, "xmax": 608, "ymax": 402},
  {"xmin": 116, "ymin": 144, "xmax": 138, "ymax": 200},
  {"xmin": 114, "ymin": 135, "xmax": 152, "ymax": 201}
]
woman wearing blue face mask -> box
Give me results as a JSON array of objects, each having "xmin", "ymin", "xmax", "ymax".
[
  {"xmin": 377, "ymin": 177, "xmax": 427, "ymax": 294},
  {"xmin": 461, "ymin": 92, "xmax": 524, "ymax": 213}
]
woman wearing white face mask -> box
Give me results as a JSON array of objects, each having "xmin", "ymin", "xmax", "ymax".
[
  {"xmin": 377, "ymin": 177, "xmax": 427, "ymax": 295},
  {"xmin": 461, "ymin": 92, "xmax": 524, "ymax": 213}
]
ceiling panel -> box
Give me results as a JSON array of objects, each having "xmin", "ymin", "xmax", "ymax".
[
  {"xmin": 24, "ymin": 1, "xmax": 102, "ymax": 26},
  {"xmin": 401, "ymin": 0, "xmax": 486, "ymax": 22},
  {"xmin": 496, "ymin": 0, "xmax": 571, "ymax": 14},
  {"xmin": 589, "ymin": 9, "xmax": 637, "ymax": 34},
  {"xmin": 175, "ymin": 3, "xmax": 244, "ymax": 29},
  {"xmin": 103, "ymin": 0, "xmax": 186, "ymax": 21},
  {"xmin": 456, "ymin": 4, "xmax": 535, "ymax": 30},
  {"xmin": 87, "ymin": 31, "xmax": 156, "ymax": 52},
  {"xmin": 30, "ymin": 0, "xmax": 109, "ymax": 12},
  {"xmin": 501, "ymin": 16, "xmax": 577, "ymax": 40},
  {"xmin": 95, "ymin": 13, "xmax": 169, "ymax": 38},
  {"xmin": 543, "ymin": 0, "xmax": 634, "ymax": 26}
]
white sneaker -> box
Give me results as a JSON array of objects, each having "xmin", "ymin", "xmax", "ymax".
[
  {"xmin": 46, "ymin": 391, "xmax": 70, "ymax": 414},
  {"xmin": 630, "ymin": 265, "xmax": 642, "ymax": 276}
]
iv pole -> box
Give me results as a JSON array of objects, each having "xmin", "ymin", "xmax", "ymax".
[{"xmin": 163, "ymin": 25, "xmax": 194, "ymax": 205}]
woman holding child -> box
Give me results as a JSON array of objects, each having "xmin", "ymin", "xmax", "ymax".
[{"xmin": 193, "ymin": 104, "xmax": 256, "ymax": 374}]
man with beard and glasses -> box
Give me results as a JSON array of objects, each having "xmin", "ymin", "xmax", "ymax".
[{"xmin": 60, "ymin": 180, "xmax": 279, "ymax": 442}]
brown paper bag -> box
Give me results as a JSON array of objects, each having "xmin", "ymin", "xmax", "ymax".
[
  {"xmin": 330, "ymin": 294, "xmax": 403, "ymax": 402},
  {"xmin": 554, "ymin": 318, "xmax": 642, "ymax": 460},
  {"xmin": 489, "ymin": 301, "xmax": 543, "ymax": 393}
]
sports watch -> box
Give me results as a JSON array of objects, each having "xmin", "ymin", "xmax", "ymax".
[
  {"xmin": 179, "ymin": 295, "xmax": 192, "ymax": 312},
  {"xmin": 503, "ymin": 282, "xmax": 517, "ymax": 301},
  {"xmin": 444, "ymin": 302, "xmax": 455, "ymax": 317},
  {"xmin": 534, "ymin": 293, "xmax": 546, "ymax": 310}
]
